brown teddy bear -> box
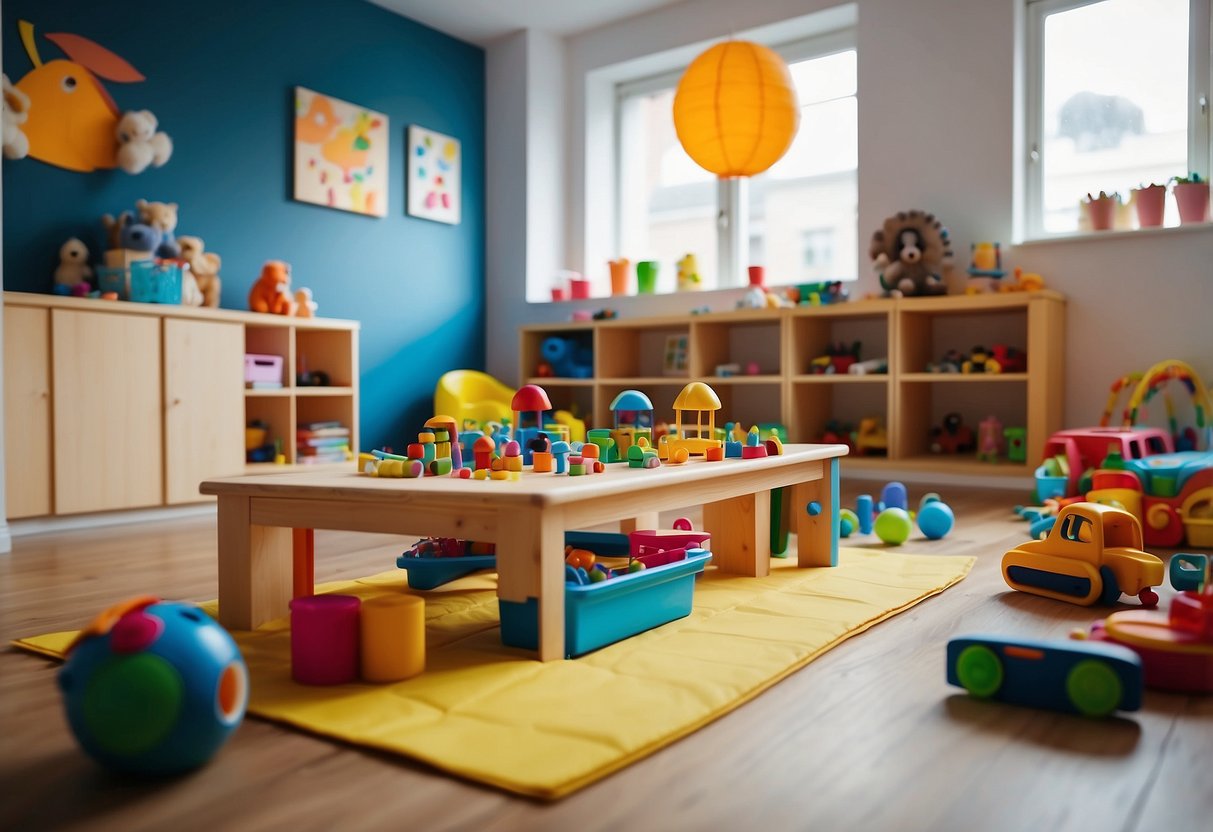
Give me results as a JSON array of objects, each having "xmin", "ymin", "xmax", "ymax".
[
  {"xmin": 178, "ymin": 235, "xmax": 222, "ymax": 307},
  {"xmin": 248, "ymin": 261, "xmax": 296, "ymax": 316},
  {"xmin": 135, "ymin": 199, "xmax": 180, "ymax": 258}
]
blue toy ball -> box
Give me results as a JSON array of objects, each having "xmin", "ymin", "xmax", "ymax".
[
  {"xmin": 58, "ymin": 597, "xmax": 248, "ymax": 775},
  {"xmin": 917, "ymin": 500, "xmax": 955, "ymax": 540}
]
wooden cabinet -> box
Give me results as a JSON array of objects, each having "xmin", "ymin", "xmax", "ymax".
[
  {"xmin": 3, "ymin": 293, "xmax": 359, "ymax": 518},
  {"xmin": 164, "ymin": 318, "xmax": 246, "ymax": 504},
  {"xmin": 52, "ymin": 309, "xmax": 163, "ymax": 514},
  {"xmin": 519, "ymin": 292, "xmax": 1066, "ymax": 481},
  {"xmin": 3, "ymin": 306, "xmax": 52, "ymax": 518}
]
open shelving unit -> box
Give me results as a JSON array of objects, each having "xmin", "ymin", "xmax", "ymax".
[{"xmin": 519, "ymin": 292, "xmax": 1065, "ymax": 481}]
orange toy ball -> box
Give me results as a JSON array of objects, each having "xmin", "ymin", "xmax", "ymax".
[{"xmin": 673, "ymin": 40, "xmax": 800, "ymax": 178}]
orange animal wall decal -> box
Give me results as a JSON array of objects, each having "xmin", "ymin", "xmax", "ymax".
[{"xmin": 11, "ymin": 19, "xmax": 170, "ymax": 173}]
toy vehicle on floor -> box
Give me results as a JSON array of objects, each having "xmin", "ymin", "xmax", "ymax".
[
  {"xmin": 1087, "ymin": 451, "xmax": 1213, "ymax": 549},
  {"xmin": 1001, "ymin": 503, "xmax": 1163, "ymax": 607},
  {"xmin": 1034, "ymin": 426, "xmax": 1174, "ymax": 501},
  {"xmin": 947, "ymin": 634, "xmax": 1143, "ymax": 717}
]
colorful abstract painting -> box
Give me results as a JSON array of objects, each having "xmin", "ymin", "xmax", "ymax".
[
  {"xmin": 293, "ymin": 87, "xmax": 387, "ymax": 217},
  {"xmin": 407, "ymin": 125, "xmax": 461, "ymax": 225}
]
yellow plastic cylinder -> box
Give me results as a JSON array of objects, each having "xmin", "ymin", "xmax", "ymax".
[
  {"xmin": 359, "ymin": 594, "xmax": 425, "ymax": 683},
  {"xmin": 673, "ymin": 40, "xmax": 799, "ymax": 177}
]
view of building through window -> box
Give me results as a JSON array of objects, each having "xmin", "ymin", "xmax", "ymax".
[
  {"xmin": 617, "ymin": 46, "xmax": 858, "ymax": 292},
  {"xmin": 1039, "ymin": 0, "xmax": 1189, "ymax": 232}
]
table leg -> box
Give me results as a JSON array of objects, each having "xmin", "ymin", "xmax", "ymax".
[
  {"xmin": 293, "ymin": 528, "xmax": 315, "ymax": 598},
  {"xmin": 792, "ymin": 457, "xmax": 839, "ymax": 567},
  {"xmin": 703, "ymin": 490, "xmax": 771, "ymax": 576},
  {"xmin": 217, "ymin": 494, "xmax": 294, "ymax": 630},
  {"xmin": 497, "ymin": 507, "xmax": 567, "ymax": 661},
  {"xmin": 620, "ymin": 512, "xmax": 659, "ymax": 534}
]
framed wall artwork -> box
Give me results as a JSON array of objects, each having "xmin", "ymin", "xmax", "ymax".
[
  {"xmin": 663, "ymin": 334, "xmax": 689, "ymax": 376},
  {"xmin": 293, "ymin": 87, "xmax": 388, "ymax": 217},
  {"xmin": 407, "ymin": 125, "xmax": 461, "ymax": 225}
]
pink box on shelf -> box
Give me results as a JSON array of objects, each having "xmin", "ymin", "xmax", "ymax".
[{"xmin": 244, "ymin": 354, "xmax": 284, "ymax": 385}]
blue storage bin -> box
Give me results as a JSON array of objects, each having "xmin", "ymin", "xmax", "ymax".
[
  {"xmin": 396, "ymin": 554, "xmax": 497, "ymax": 590},
  {"xmin": 499, "ymin": 548, "xmax": 712, "ymax": 657},
  {"xmin": 130, "ymin": 261, "xmax": 182, "ymax": 304}
]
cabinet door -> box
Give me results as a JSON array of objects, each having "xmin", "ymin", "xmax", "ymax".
[
  {"xmin": 52, "ymin": 309, "xmax": 162, "ymax": 513},
  {"xmin": 164, "ymin": 318, "xmax": 245, "ymax": 503},
  {"xmin": 4, "ymin": 306, "xmax": 53, "ymax": 518}
]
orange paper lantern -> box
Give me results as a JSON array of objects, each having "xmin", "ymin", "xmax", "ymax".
[{"xmin": 673, "ymin": 40, "xmax": 799, "ymax": 178}]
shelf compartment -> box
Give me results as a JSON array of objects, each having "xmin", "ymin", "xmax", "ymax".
[
  {"xmin": 896, "ymin": 380, "xmax": 1028, "ymax": 462},
  {"xmin": 596, "ymin": 324, "xmax": 691, "ymax": 379},
  {"xmin": 296, "ymin": 328, "xmax": 355, "ymax": 387},
  {"xmin": 521, "ymin": 328, "xmax": 595, "ymax": 380},
  {"xmin": 245, "ymin": 394, "xmax": 293, "ymax": 464},
  {"xmin": 788, "ymin": 379, "xmax": 893, "ymax": 449},
  {"xmin": 898, "ymin": 308, "xmax": 1028, "ymax": 376},
  {"xmin": 690, "ymin": 318, "xmax": 782, "ymax": 377},
  {"xmin": 245, "ymin": 327, "xmax": 290, "ymax": 387},
  {"xmin": 788, "ymin": 304, "xmax": 892, "ymax": 377}
]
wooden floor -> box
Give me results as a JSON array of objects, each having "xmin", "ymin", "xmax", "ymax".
[{"xmin": 1, "ymin": 484, "xmax": 1209, "ymax": 831}]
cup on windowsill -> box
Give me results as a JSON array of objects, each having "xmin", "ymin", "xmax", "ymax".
[{"xmin": 636, "ymin": 261, "xmax": 658, "ymax": 294}]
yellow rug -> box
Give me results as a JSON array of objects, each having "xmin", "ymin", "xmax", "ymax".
[{"xmin": 16, "ymin": 548, "xmax": 971, "ymax": 800}]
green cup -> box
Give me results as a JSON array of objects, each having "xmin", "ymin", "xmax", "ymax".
[{"xmin": 636, "ymin": 261, "xmax": 659, "ymax": 294}]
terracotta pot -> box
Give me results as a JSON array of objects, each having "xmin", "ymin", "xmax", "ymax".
[
  {"xmin": 1132, "ymin": 186, "xmax": 1166, "ymax": 227},
  {"xmin": 1086, "ymin": 197, "xmax": 1117, "ymax": 231},
  {"xmin": 1174, "ymin": 182, "xmax": 1210, "ymax": 224}
]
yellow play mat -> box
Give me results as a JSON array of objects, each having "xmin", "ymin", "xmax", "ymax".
[{"xmin": 16, "ymin": 548, "xmax": 972, "ymax": 800}]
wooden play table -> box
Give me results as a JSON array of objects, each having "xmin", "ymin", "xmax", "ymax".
[{"xmin": 200, "ymin": 444, "xmax": 846, "ymax": 661}]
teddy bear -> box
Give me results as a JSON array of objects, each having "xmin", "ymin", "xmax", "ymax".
[
  {"xmin": 53, "ymin": 238, "xmax": 93, "ymax": 295},
  {"xmin": 177, "ymin": 236, "xmax": 223, "ymax": 307},
  {"xmin": 115, "ymin": 110, "xmax": 173, "ymax": 175},
  {"xmin": 135, "ymin": 199, "xmax": 181, "ymax": 258},
  {"xmin": 2, "ymin": 73, "xmax": 30, "ymax": 160},
  {"xmin": 101, "ymin": 210, "xmax": 161, "ymax": 256},
  {"xmin": 248, "ymin": 261, "xmax": 296, "ymax": 316},
  {"xmin": 294, "ymin": 287, "xmax": 317, "ymax": 318}
]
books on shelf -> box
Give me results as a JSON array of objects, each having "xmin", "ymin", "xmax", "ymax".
[{"xmin": 297, "ymin": 420, "xmax": 349, "ymax": 464}]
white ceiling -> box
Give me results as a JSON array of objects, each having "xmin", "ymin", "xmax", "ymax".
[{"xmin": 368, "ymin": 0, "xmax": 684, "ymax": 45}]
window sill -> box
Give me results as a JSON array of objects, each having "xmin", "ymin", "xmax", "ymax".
[{"xmin": 1018, "ymin": 221, "xmax": 1213, "ymax": 247}]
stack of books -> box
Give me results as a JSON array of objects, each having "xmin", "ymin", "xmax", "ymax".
[{"xmin": 297, "ymin": 420, "xmax": 350, "ymax": 465}]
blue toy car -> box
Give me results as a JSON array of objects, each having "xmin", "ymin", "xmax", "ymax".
[{"xmin": 946, "ymin": 633, "xmax": 1143, "ymax": 717}]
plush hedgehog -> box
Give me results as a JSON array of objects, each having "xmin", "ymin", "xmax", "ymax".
[{"xmin": 869, "ymin": 210, "xmax": 953, "ymax": 297}]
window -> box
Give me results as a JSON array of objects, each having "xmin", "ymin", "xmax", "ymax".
[
  {"xmin": 615, "ymin": 32, "xmax": 858, "ymax": 291},
  {"xmin": 1024, "ymin": 0, "xmax": 1212, "ymax": 236}
]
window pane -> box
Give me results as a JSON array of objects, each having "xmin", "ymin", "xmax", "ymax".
[
  {"xmin": 750, "ymin": 49, "xmax": 858, "ymax": 286},
  {"xmin": 618, "ymin": 88, "xmax": 719, "ymax": 292},
  {"xmin": 1041, "ymin": 0, "xmax": 1189, "ymax": 232}
]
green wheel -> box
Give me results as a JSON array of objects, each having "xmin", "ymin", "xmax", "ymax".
[
  {"xmin": 956, "ymin": 645, "xmax": 1004, "ymax": 698},
  {"xmin": 1066, "ymin": 660, "xmax": 1122, "ymax": 717}
]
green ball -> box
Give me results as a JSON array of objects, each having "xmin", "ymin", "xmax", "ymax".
[
  {"xmin": 874, "ymin": 507, "xmax": 913, "ymax": 545},
  {"xmin": 839, "ymin": 508, "xmax": 859, "ymax": 538}
]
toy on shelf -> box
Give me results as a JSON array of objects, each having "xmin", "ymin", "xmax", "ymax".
[
  {"xmin": 1001, "ymin": 503, "xmax": 1163, "ymax": 608},
  {"xmin": 658, "ymin": 382, "xmax": 723, "ymax": 464},
  {"xmin": 977, "ymin": 415, "xmax": 1005, "ymax": 462},
  {"xmin": 676, "ymin": 253, "xmax": 701, "ymax": 291},
  {"xmin": 1001, "ymin": 267, "xmax": 1045, "ymax": 293},
  {"xmin": 1076, "ymin": 554, "xmax": 1213, "ymax": 693},
  {"xmin": 59, "ymin": 596, "xmax": 247, "ymax": 773},
  {"xmin": 53, "ymin": 237, "xmax": 93, "ymax": 296},
  {"xmin": 853, "ymin": 417, "xmax": 888, "ymax": 456},
  {"xmin": 810, "ymin": 341, "xmax": 861, "ymax": 374},
  {"xmin": 869, "ymin": 210, "xmax": 953, "ymax": 297},
  {"xmin": 926, "ymin": 349, "xmax": 965, "ymax": 373},
  {"xmin": 135, "ymin": 199, "xmax": 180, "ymax": 259},
  {"xmin": 245, "ymin": 419, "xmax": 279, "ymax": 463},
  {"xmin": 249, "ymin": 261, "xmax": 296, "ymax": 315},
  {"xmin": 961, "ymin": 345, "xmax": 1026, "ymax": 374},
  {"xmin": 964, "ymin": 242, "xmax": 1005, "ymax": 294},
  {"xmin": 848, "ymin": 358, "xmax": 888, "ymax": 376},
  {"xmin": 819, "ymin": 419, "xmax": 855, "ymax": 451},
  {"xmin": 177, "ymin": 236, "xmax": 221, "ymax": 307},
  {"xmin": 1004, "ymin": 427, "xmax": 1027, "ymax": 463},
  {"xmin": 538, "ymin": 336, "xmax": 593, "ymax": 379},
  {"xmin": 793, "ymin": 281, "xmax": 849, "ymax": 306},
  {"xmin": 947, "ymin": 634, "xmax": 1142, "ymax": 717},
  {"xmin": 930, "ymin": 412, "xmax": 975, "ymax": 454}
]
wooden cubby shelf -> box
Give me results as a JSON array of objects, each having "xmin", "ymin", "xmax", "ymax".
[{"xmin": 520, "ymin": 291, "xmax": 1064, "ymax": 480}]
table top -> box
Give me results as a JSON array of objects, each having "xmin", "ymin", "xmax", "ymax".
[{"xmin": 200, "ymin": 443, "xmax": 849, "ymax": 507}]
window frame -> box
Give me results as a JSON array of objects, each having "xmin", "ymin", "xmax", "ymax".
[
  {"xmin": 1021, "ymin": 0, "xmax": 1213, "ymax": 240},
  {"xmin": 612, "ymin": 28, "xmax": 858, "ymax": 290}
]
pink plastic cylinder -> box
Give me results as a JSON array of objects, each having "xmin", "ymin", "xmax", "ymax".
[{"xmin": 289, "ymin": 594, "xmax": 361, "ymax": 685}]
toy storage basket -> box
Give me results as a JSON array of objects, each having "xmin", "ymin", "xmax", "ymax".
[{"xmin": 129, "ymin": 261, "xmax": 182, "ymax": 304}]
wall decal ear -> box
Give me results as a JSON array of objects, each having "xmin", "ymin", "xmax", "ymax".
[{"xmin": 44, "ymin": 32, "xmax": 145, "ymax": 82}]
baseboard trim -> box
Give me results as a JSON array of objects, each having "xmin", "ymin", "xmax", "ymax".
[{"xmin": 10, "ymin": 504, "xmax": 217, "ymax": 539}]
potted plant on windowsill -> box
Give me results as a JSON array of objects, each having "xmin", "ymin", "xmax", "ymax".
[
  {"xmin": 1131, "ymin": 182, "xmax": 1167, "ymax": 228},
  {"xmin": 1082, "ymin": 191, "xmax": 1120, "ymax": 231},
  {"xmin": 1172, "ymin": 173, "xmax": 1210, "ymax": 224}
]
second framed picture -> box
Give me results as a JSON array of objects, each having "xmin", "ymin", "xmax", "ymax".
[{"xmin": 407, "ymin": 125, "xmax": 461, "ymax": 225}]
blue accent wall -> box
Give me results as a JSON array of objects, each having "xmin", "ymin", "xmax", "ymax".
[{"xmin": 2, "ymin": 0, "xmax": 485, "ymax": 452}]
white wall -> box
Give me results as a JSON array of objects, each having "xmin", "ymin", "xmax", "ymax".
[{"xmin": 486, "ymin": 0, "xmax": 1213, "ymax": 430}]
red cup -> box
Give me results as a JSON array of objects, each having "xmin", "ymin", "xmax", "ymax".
[
  {"xmin": 569, "ymin": 278, "xmax": 592, "ymax": 299},
  {"xmin": 551, "ymin": 287, "xmax": 567, "ymax": 301},
  {"xmin": 747, "ymin": 266, "xmax": 765, "ymax": 287}
]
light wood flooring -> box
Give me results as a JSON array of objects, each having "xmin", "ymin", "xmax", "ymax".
[{"xmin": 1, "ymin": 484, "xmax": 1210, "ymax": 831}]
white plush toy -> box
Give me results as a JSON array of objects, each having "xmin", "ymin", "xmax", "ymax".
[
  {"xmin": 116, "ymin": 110, "xmax": 173, "ymax": 174},
  {"xmin": 54, "ymin": 238, "xmax": 93, "ymax": 292},
  {"xmin": 2, "ymin": 73, "xmax": 31, "ymax": 160}
]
